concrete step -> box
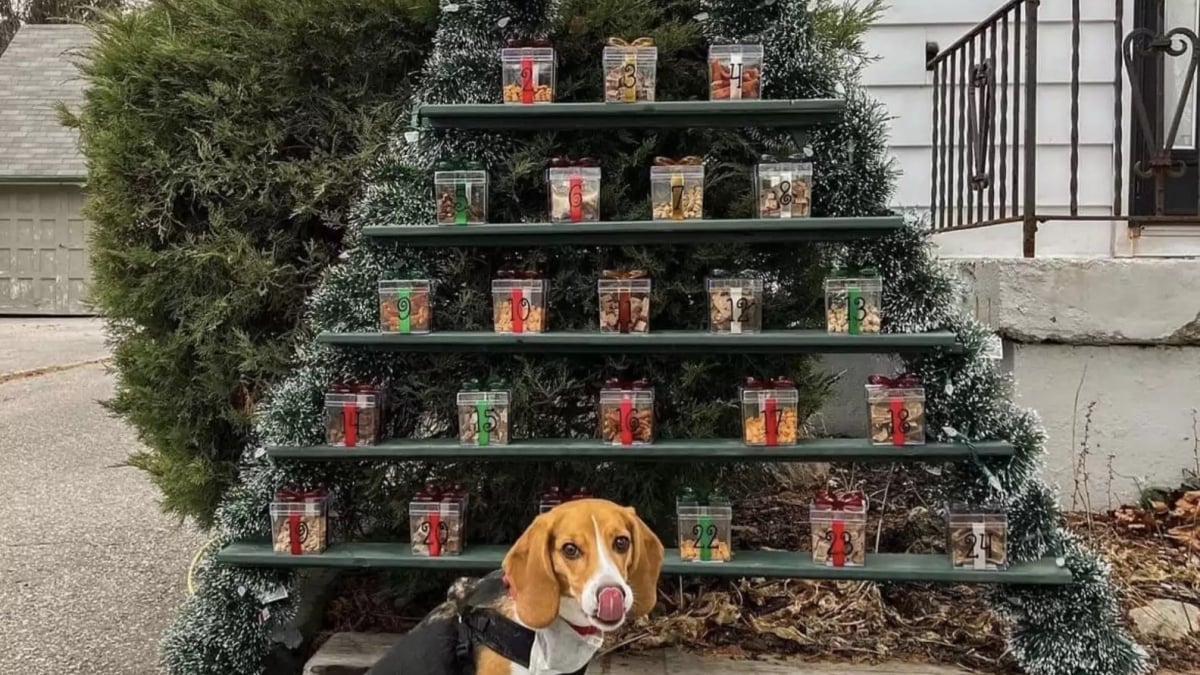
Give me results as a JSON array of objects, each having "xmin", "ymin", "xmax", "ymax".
[{"xmin": 305, "ymin": 632, "xmax": 973, "ymax": 675}]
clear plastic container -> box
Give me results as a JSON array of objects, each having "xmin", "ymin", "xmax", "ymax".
[
  {"xmin": 457, "ymin": 390, "xmax": 511, "ymax": 446},
  {"xmin": 598, "ymin": 384, "xmax": 654, "ymax": 446},
  {"xmin": 708, "ymin": 44, "xmax": 764, "ymax": 100},
  {"xmin": 597, "ymin": 277, "xmax": 651, "ymax": 333},
  {"xmin": 434, "ymin": 170, "xmax": 488, "ymax": 225},
  {"xmin": 379, "ymin": 279, "xmax": 433, "ymax": 334},
  {"xmin": 492, "ymin": 278, "xmax": 547, "ymax": 334},
  {"xmin": 409, "ymin": 498, "xmax": 465, "ymax": 557},
  {"xmin": 270, "ymin": 492, "xmax": 328, "ymax": 555},
  {"xmin": 324, "ymin": 389, "xmax": 381, "ymax": 447},
  {"xmin": 866, "ymin": 382, "xmax": 926, "ymax": 446},
  {"xmin": 676, "ymin": 494, "xmax": 733, "ymax": 562},
  {"xmin": 603, "ymin": 42, "xmax": 657, "ymax": 103},
  {"xmin": 547, "ymin": 166, "xmax": 601, "ymax": 223},
  {"xmin": 825, "ymin": 272, "xmax": 883, "ymax": 334},
  {"xmin": 501, "ymin": 46, "xmax": 556, "ymax": 104},
  {"xmin": 741, "ymin": 383, "xmax": 800, "ymax": 447},
  {"xmin": 707, "ymin": 277, "xmax": 763, "ymax": 334},
  {"xmin": 809, "ymin": 495, "xmax": 867, "ymax": 567},
  {"xmin": 651, "ymin": 164, "xmax": 704, "ymax": 220},
  {"xmin": 947, "ymin": 504, "xmax": 1009, "ymax": 570},
  {"xmin": 756, "ymin": 161, "xmax": 813, "ymax": 218}
]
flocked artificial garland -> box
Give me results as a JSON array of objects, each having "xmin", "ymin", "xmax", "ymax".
[{"xmin": 162, "ymin": 1, "xmax": 1149, "ymax": 673}]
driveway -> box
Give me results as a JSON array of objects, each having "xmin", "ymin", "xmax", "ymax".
[{"xmin": 0, "ymin": 318, "xmax": 203, "ymax": 674}]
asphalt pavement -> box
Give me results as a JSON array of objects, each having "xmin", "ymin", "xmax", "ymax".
[{"xmin": 0, "ymin": 318, "xmax": 204, "ymax": 674}]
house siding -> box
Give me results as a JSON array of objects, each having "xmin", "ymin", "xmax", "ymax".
[{"xmin": 857, "ymin": 0, "xmax": 1200, "ymax": 256}]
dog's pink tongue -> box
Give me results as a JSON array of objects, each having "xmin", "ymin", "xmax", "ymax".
[{"xmin": 596, "ymin": 586, "xmax": 626, "ymax": 623}]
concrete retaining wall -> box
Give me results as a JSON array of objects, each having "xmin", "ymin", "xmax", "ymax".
[{"xmin": 815, "ymin": 257, "xmax": 1200, "ymax": 507}]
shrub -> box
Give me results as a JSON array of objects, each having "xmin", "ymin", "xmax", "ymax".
[{"xmin": 65, "ymin": 0, "xmax": 438, "ymax": 526}]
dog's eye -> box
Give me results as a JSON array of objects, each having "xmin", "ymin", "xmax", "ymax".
[
  {"xmin": 613, "ymin": 536, "xmax": 631, "ymax": 553},
  {"xmin": 561, "ymin": 543, "xmax": 581, "ymax": 559}
]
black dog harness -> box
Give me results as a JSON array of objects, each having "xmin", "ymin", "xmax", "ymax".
[{"xmin": 455, "ymin": 607, "xmax": 589, "ymax": 675}]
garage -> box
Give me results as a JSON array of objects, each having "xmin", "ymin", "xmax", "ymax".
[
  {"xmin": 0, "ymin": 25, "xmax": 93, "ymax": 315},
  {"xmin": 0, "ymin": 182, "xmax": 90, "ymax": 314}
]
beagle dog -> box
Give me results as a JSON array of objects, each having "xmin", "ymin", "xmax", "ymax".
[{"xmin": 366, "ymin": 498, "xmax": 664, "ymax": 675}]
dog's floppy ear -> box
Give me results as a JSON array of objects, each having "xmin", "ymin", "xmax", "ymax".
[
  {"xmin": 623, "ymin": 506, "xmax": 664, "ymax": 619},
  {"xmin": 502, "ymin": 512, "xmax": 560, "ymax": 629}
]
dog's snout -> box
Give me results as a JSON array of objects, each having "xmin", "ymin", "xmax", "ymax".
[{"xmin": 595, "ymin": 586, "xmax": 626, "ymax": 623}]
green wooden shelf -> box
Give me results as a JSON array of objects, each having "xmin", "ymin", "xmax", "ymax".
[
  {"xmin": 417, "ymin": 99, "xmax": 845, "ymax": 130},
  {"xmin": 361, "ymin": 217, "xmax": 903, "ymax": 247},
  {"xmin": 267, "ymin": 438, "xmax": 1014, "ymax": 462},
  {"xmin": 318, "ymin": 330, "xmax": 963, "ymax": 354},
  {"xmin": 217, "ymin": 542, "xmax": 1072, "ymax": 585}
]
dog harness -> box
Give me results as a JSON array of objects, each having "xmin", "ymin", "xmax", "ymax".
[{"xmin": 454, "ymin": 607, "xmax": 590, "ymax": 675}]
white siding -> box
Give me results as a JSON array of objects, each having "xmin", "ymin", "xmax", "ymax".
[{"xmin": 862, "ymin": 0, "xmax": 1200, "ymax": 256}]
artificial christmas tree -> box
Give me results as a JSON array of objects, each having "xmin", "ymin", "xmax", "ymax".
[{"xmin": 164, "ymin": 1, "xmax": 1150, "ymax": 674}]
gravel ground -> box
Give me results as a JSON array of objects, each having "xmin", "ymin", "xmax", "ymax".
[{"xmin": 0, "ymin": 320, "xmax": 203, "ymax": 674}]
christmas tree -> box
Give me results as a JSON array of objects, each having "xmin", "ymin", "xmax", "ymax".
[{"xmin": 163, "ymin": 1, "xmax": 1150, "ymax": 674}]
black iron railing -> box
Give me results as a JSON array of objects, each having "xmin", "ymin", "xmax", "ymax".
[
  {"xmin": 1123, "ymin": 4, "xmax": 1200, "ymax": 224},
  {"xmin": 928, "ymin": 0, "xmax": 1200, "ymax": 257},
  {"xmin": 927, "ymin": 0, "xmax": 1039, "ymax": 256}
]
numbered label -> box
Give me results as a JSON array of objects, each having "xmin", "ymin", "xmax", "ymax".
[
  {"xmin": 887, "ymin": 407, "xmax": 913, "ymax": 434},
  {"xmin": 852, "ymin": 294, "xmax": 868, "ymax": 322},
  {"xmin": 467, "ymin": 409, "xmax": 502, "ymax": 435},
  {"xmin": 778, "ymin": 180, "xmax": 793, "ymax": 207},
  {"xmin": 691, "ymin": 522, "xmax": 718, "ymax": 551},
  {"xmin": 725, "ymin": 296, "xmax": 756, "ymax": 323},
  {"xmin": 418, "ymin": 520, "xmax": 449, "ymax": 545},
  {"xmin": 822, "ymin": 528, "xmax": 855, "ymax": 555}
]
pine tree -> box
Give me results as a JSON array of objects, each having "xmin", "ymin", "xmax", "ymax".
[{"xmin": 165, "ymin": 1, "xmax": 1150, "ymax": 673}]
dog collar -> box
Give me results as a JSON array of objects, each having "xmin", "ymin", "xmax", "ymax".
[{"xmin": 456, "ymin": 608, "xmax": 590, "ymax": 675}]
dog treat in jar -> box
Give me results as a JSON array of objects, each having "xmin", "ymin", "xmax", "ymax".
[
  {"xmin": 825, "ymin": 268, "xmax": 882, "ymax": 334},
  {"xmin": 379, "ymin": 279, "xmax": 433, "ymax": 334},
  {"xmin": 651, "ymin": 157, "xmax": 704, "ymax": 220},
  {"xmin": 409, "ymin": 487, "xmax": 465, "ymax": 557},
  {"xmin": 501, "ymin": 40, "xmax": 555, "ymax": 104},
  {"xmin": 546, "ymin": 159, "xmax": 601, "ymax": 223},
  {"xmin": 271, "ymin": 488, "xmax": 328, "ymax": 555},
  {"xmin": 741, "ymin": 377, "xmax": 800, "ymax": 446},
  {"xmin": 947, "ymin": 504, "xmax": 1009, "ymax": 570},
  {"xmin": 434, "ymin": 164, "xmax": 488, "ymax": 225},
  {"xmin": 457, "ymin": 379, "xmax": 511, "ymax": 446},
  {"xmin": 755, "ymin": 159, "xmax": 812, "ymax": 218},
  {"xmin": 676, "ymin": 488, "xmax": 733, "ymax": 562},
  {"xmin": 603, "ymin": 37, "xmax": 657, "ymax": 103},
  {"xmin": 865, "ymin": 374, "xmax": 926, "ymax": 446},
  {"xmin": 707, "ymin": 275, "xmax": 763, "ymax": 334},
  {"xmin": 598, "ymin": 379, "xmax": 654, "ymax": 446},
  {"xmin": 492, "ymin": 272, "xmax": 547, "ymax": 334},
  {"xmin": 325, "ymin": 385, "xmax": 382, "ymax": 447},
  {"xmin": 598, "ymin": 270, "xmax": 651, "ymax": 333},
  {"xmin": 809, "ymin": 490, "xmax": 867, "ymax": 567},
  {"xmin": 708, "ymin": 43, "xmax": 763, "ymax": 100}
]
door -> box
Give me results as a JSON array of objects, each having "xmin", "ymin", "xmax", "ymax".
[
  {"xmin": 0, "ymin": 185, "xmax": 92, "ymax": 315},
  {"xmin": 1130, "ymin": 0, "xmax": 1200, "ymax": 217}
]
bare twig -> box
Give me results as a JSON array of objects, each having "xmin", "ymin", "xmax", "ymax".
[{"xmin": 1069, "ymin": 363, "xmax": 1088, "ymax": 512}]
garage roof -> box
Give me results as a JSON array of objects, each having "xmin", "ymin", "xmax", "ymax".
[{"xmin": 0, "ymin": 25, "xmax": 91, "ymax": 182}]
